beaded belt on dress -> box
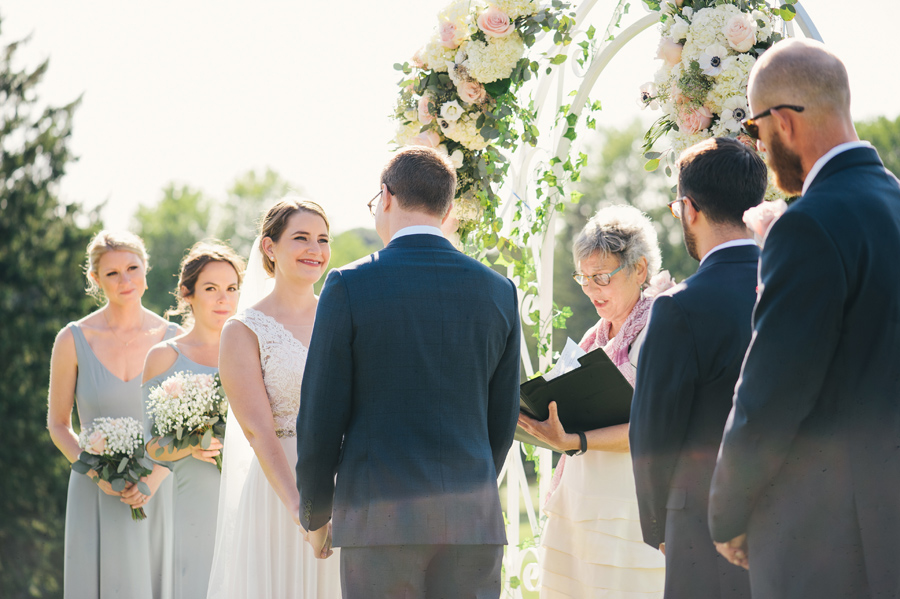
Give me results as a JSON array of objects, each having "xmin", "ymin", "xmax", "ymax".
[{"xmin": 275, "ymin": 429, "xmax": 296, "ymax": 439}]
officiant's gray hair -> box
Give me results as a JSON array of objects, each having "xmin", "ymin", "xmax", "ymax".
[{"xmin": 573, "ymin": 205, "xmax": 661, "ymax": 285}]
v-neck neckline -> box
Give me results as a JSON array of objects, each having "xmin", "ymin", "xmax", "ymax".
[{"xmin": 77, "ymin": 324, "xmax": 169, "ymax": 384}]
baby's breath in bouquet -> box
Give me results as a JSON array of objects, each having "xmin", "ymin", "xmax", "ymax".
[
  {"xmin": 72, "ymin": 417, "xmax": 155, "ymax": 520},
  {"xmin": 146, "ymin": 372, "xmax": 228, "ymax": 472}
]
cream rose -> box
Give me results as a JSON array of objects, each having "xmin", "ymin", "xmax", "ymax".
[
  {"xmin": 457, "ymin": 80, "xmax": 487, "ymax": 105},
  {"xmin": 418, "ymin": 94, "xmax": 435, "ymax": 125},
  {"xmin": 85, "ymin": 430, "xmax": 107, "ymax": 456},
  {"xmin": 723, "ymin": 13, "xmax": 757, "ymax": 53},
  {"xmin": 656, "ymin": 38, "xmax": 683, "ymax": 68},
  {"xmin": 477, "ymin": 6, "xmax": 514, "ymax": 38},
  {"xmin": 409, "ymin": 130, "xmax": 442, "ymax": 148},
  {"xmin": 677, "ymin": 105, "xmax": 713, "ymax": 134}
]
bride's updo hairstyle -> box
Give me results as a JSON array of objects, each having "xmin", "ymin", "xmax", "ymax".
[
  {"xmin": 258, "ymin": 197, "xmax": 330, "ymax": 277},
  {"xmin": 166, "ymin": 240, "xmax": 246, "ymax": 324},
  {"xmin": 84, "ymin": 229, "xmax": 150, "ymax": 300}
]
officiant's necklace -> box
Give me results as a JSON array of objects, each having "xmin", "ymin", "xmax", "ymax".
[{"xmin": 103, "ymin": 309, "xmax": 146, "ymax": 347}]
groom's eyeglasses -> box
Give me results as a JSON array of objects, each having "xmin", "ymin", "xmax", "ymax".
[
  {"xmin": 367, "ymin": 185, "xmax": 394, "ymax": 216},
  {"xmin": 741, "ymin": 104, "xmax": 805, "ymax": 139}
]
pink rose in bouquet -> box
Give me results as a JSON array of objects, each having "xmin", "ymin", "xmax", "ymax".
[
  {"xmin": 743, "ymin": 199, "xmax": 788, "ymax": 243},
  {"xmin": 410, "ymin": 130, "xmax": 442, "ymax": 148},
  {"xmin": 418, "ymin": 94, "xmax": 435, "ymax": 124},
  {"xmin": 477, "ymin": 7, "xmax": 513, "ymax": 38},
  {"xmin": 85, "ymin": 430, "xmax": 107, "ymax": 455},
  {"xmin": 723, "ymin": 13, "xmax": 758, "ymax": 53},
  {"xmin": 162, "ymin": 377, "xmax": 183, "ymax": 398},
  {"xmin": 656, "ymin": 38, "xmax": 683, "ymax": 68},
  {"xmin": 439, "ymin": 19, "xmax": 466, "ymax": 49},
  {"xmin": 457, "ymin": 80, "xmax": 487, "ymax": 105},
  {"xmin": 678, "ymin": 105, "xmax": 713, "ymax": 134}
]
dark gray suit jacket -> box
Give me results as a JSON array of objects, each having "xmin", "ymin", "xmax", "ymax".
[
  {"xmin": 709, "ymin": 147, "xmax": 900, "ymax": 598},
  {"xmin": 296, "ymin": 233, "xmax": 520, "ymax": 548},
  {"xmin": 630, "ymin": 244, "xmax": 758, "ymax": 599}
]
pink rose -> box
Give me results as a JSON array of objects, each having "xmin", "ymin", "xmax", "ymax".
[
  {"xmin": 417, "ymin": 94, "xmax": 434, "ymax": 124},
  {"xmin": 656, "ymin": 38, "xmax": 683, "ymax": 68},
  {"xmin": 723, "ymin": 14, "xmax": 757, "ymax": 53},
  {"xmin": 644, "ymin": 270, "xmax": 677, "ymax": 298},
  {"xmin": 409, "ymin": 130, "xmax": 441, "ymax": 148},
  {"xmin": 677, "ymin": 105, "xmax": 713, "ymax": 134},
  {"xmin": 671, "ymin": 84, "xmax": 690, "ymax": 105},
  {"xmin": 85, "ymin": 430, "xmax": 107, "ymax": 455},
  {"xmin": 743, "ymin": 199, "xmax": 788, "ymax": 241},
  {"xmin": 477, "ymin": 7, "xmax": 513, "ymax": 38},
  {"xmin": 195, "ymin": 374, "xmax": 215, "ymax": 391},
  {"xmin": 457, "ymin": 80, "xmax": 487, "ymax": 105},
  {"xmin": 438, "ymin": 19, "xmax": 466, "ymax": 49},
  {"xmin": 162, "ymin": 378, "xmax": 184, "ymax": 397},
  {"xmin": 411, "ymin": 47, "xmax": 426, "ymax": 69}
]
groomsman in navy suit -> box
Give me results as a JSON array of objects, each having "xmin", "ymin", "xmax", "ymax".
[
  {"xmin": 708, "ymin": 39, "xmax": 900, "ymax": 598},
  {"xmin": 630, "ymin": 137, "xmax": 764, "ymax": 599},
  {"xmin": 296, "ymin": 146, "xmax": 521, "ymax": 598}
]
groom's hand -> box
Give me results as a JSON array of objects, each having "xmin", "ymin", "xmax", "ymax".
[
  {"xmin": 306, "ymin": 522, "xmax": 334, "ymax": 559},
  {"xmin": 715, "ymin": 533, "xmax": 749, "ymax": 570}
]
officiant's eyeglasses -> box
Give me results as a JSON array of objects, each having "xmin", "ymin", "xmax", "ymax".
[
  {"xmin": 368, "ymin": 185, "xmax": 394, "ymax": 216},
  {"xmin": 573, "ymin": 264, "xmax": 625, "ymax": 287},
  {"xmin": 741, "ymin": 104, "xmax": 805, "ymax": 139}
]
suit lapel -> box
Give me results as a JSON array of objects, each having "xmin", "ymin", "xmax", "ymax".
[{"xmin": 805, "ymin": 147, "xmax": 883, "ymax": 195}]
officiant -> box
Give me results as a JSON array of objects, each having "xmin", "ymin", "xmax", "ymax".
[{"xmin": 518, "ymin": 204, "xmax": 671, "ymax": 598}]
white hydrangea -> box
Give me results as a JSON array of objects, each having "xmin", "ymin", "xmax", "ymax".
[
  {"xmin": 707, "ymin": 53, "xmax": 755, "ymax": 113},
  {"xmin": 440, "ymin": 0, "xmax": 475, "ymax": 23},
  {"xmin": 146, "ymin": 371, "xmax": 228, "ymax": 437},
  {"xmin": 440, "ymin": 112, "xmax": 490, "ymax": 151},
  {"xmin": 421, "ymin": 35, "xmax": 457, "ymax": 71},
  {"xmin": 394, "ymin": 121, "xmax": 423, "ymax": 147},
  {"xmin": 462, "ymin": 33, "xmax": 525, "ymax": 84},
  {"xmin": 752, "ymin": 10, "xmax": 774, "ymax": 41},
  {"xmin": 682, "ymin": 4, "xmax": 741, "ymax": 64},
  {"xmin": 79, "ymin": 417, "xmax": 145, "ymax": 458},
  {"xmin": 671, "ymin": 129, "xmax": 710, "ymax": 158},
  {"xmin": 453, "ymin": 191, "xmax": 483, "ymax": 222},
  {"xmin": 492, "ymin": 0, "xmax": 540, "ymax": 20}
]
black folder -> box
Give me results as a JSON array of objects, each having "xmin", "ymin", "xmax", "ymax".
[{"xmin": 515, "ymin": 347, "xmax": 633, "ymax": 451}]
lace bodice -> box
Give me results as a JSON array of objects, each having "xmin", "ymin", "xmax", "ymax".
[{"xmin": 232, "ymin": 308, "xmax": 309, "ymax": 438}]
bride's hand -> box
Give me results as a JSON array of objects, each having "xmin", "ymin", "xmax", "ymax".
[
  {"xmin": 306, "ymin": 522, "xmax": 334, "ymax": 559},
  {"xmin": 517, "ymin": 402, "xmax": 579, "ymax": 453}
]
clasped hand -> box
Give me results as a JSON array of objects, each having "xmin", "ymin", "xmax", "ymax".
[
  {"xmin": 305, "ymin": 522, "xmax": 333, "ymax": 560},
  {"xmin": 715, "ymin": 533, "xmax": 749, "ymax": 570}
]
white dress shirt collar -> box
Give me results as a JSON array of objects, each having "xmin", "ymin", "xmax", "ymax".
[
  {"xmin": 801, "ymin": 141, "xmax": 873, "ymax": 196},
  {"xmin": 698, "ymin": 238, "xmax": 758, "ymax": 269},
  {"xmin": 390, "ymin": 225, "xmax": 444, "ymax": 242}
]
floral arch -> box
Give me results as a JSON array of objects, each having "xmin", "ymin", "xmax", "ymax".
[{"xmin": 391, "ymin": 0, "xmax": 822, "ymax": 594}]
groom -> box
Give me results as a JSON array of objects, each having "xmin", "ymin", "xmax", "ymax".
[
  {"xmin": 708, "ymin": 39, "xmax": 900, "ymax": 598},
  {"xmin": 629, "ymin": 137, "xmax": 764, "ymax": 599},
  {"xmin": 296, "ymin": 146, "xmax": 521, "ymax": 598}
]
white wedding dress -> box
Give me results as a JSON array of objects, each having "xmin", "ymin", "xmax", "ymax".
[{"xmin": 206, "ymin": 249, "xmax": 341, "ymax": 599}]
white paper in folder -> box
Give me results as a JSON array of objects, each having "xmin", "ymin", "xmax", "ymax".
[{"xmin": 542, "ymin": 338, "xmax": 587, "ymax": 382}]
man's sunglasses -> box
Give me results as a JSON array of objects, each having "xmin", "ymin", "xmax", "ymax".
[{"xmin": 741, "ymin": 104, "xmax": 805, "ymax": 139}]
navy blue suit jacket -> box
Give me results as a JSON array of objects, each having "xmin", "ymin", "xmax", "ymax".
[
  {"xmin": 296, "ymin": 234, "xmax": 521, "ymax": 548},
  {"xmin": 630, "ymin": 244, "xmax": 760, "ymax": 548},
  {"xmin": 709, "ymin": 147, "xmax": 900, "ymax": 597}
]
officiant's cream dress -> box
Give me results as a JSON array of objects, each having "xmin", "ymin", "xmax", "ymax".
[
  {"xmin": 540, "ymin": 327, "xmax": 665, "ymax": 598},
  {"xmin": 206, "ymin": 308, "xmax": 340, "ymax": 599}
]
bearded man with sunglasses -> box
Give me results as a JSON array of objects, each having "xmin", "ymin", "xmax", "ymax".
[{"xmin": 708, "ymin": 39, "xmax": 900, "ymax": 599}]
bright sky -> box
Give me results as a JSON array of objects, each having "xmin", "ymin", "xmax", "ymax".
[{"xmin": 3, "ymin": 1, "xmax": 897, "ymax": 234}]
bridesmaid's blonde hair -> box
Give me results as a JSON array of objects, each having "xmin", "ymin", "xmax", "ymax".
[{"xmin": 84, "ymin": 230, "xmax": 150, "ymax": 300}]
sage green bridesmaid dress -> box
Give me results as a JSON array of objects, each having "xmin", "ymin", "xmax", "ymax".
[
  {"xmin": 142, "ymin": 341, "xmax": 221, "ymax": 599},
  {"xmin": 63, "ymin": 322, "xmax": 178, "ymax": 599}
]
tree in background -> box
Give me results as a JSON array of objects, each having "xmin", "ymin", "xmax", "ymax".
[
  {"xmin": 0, "ymin": 21, "xmax": 101, "ymax": 598},
  {"xmin": 132, "ymin": 183, "xmax": 211, "ymax": 315},
  {"xmin": 857, "ymin": 114, "xmax": 900, "ymax": 177},
  {"xmin": 215, "ymin": 168, "xmax": 294, "ymax": 258}
]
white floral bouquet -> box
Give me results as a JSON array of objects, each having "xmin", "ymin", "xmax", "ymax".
[
  {"xmin": 146, "ymin": 372, "xmax": 228, "ymax": 472},
  {"xmin": 392, "ymin": 0, "xmax": 578, "ymax": 240},
  {"xmin": 638, "ymin": 0, "xmax": 797, "ymax": 199},
  {"xmin": 72, "ymin": 417, "xmax": 155, "ymax": 520}
]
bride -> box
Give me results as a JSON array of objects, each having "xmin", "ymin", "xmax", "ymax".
[{"xmin": 206, "ymin": 198, "xmax": 340, "ymax": 598}]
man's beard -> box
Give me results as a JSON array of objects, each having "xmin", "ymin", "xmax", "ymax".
[
  {"xmin": 682, "ymin": 218, "xmax": 700, "ymax": 262},
  {"xmin": 766, "ymin": 130, "xmax": 805, "ymax": 195}
]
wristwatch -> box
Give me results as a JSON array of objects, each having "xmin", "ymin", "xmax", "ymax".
[{"xmin": 565, "ymin": 431, "xmax": 588, "ymax": 457}]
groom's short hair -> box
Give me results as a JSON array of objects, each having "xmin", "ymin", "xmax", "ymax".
[
  {"xmin": 677, "ymin": 137, "xmax": 767, "ymax": 227},
  {"xmin": 381, "ymin": 146, "xmax": 456, "ymax": 217}
]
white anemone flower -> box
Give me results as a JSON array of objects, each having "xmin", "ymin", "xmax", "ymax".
[
  {"xmin": 721, "ymin": 96, "xmax": 749, "ymax": 132},
  {"xmin": 699, "ymin": 44, "xmax": 729, "ymax": 76},
  {"xmin": 440, "ymin": 100, "xmax": 465, "ymax": 122},
  {"xmin": 637, "ymin": 82, "xmax": 659, "ymax": 110}
]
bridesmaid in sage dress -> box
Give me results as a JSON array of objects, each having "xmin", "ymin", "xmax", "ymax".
[
  {"xmin": 142, "ymin": 242, "xmax": 244, "ymax": 599},
  {"xmin": 47, "ymin": 230, "xmax": 180, "ymax": 599}
]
